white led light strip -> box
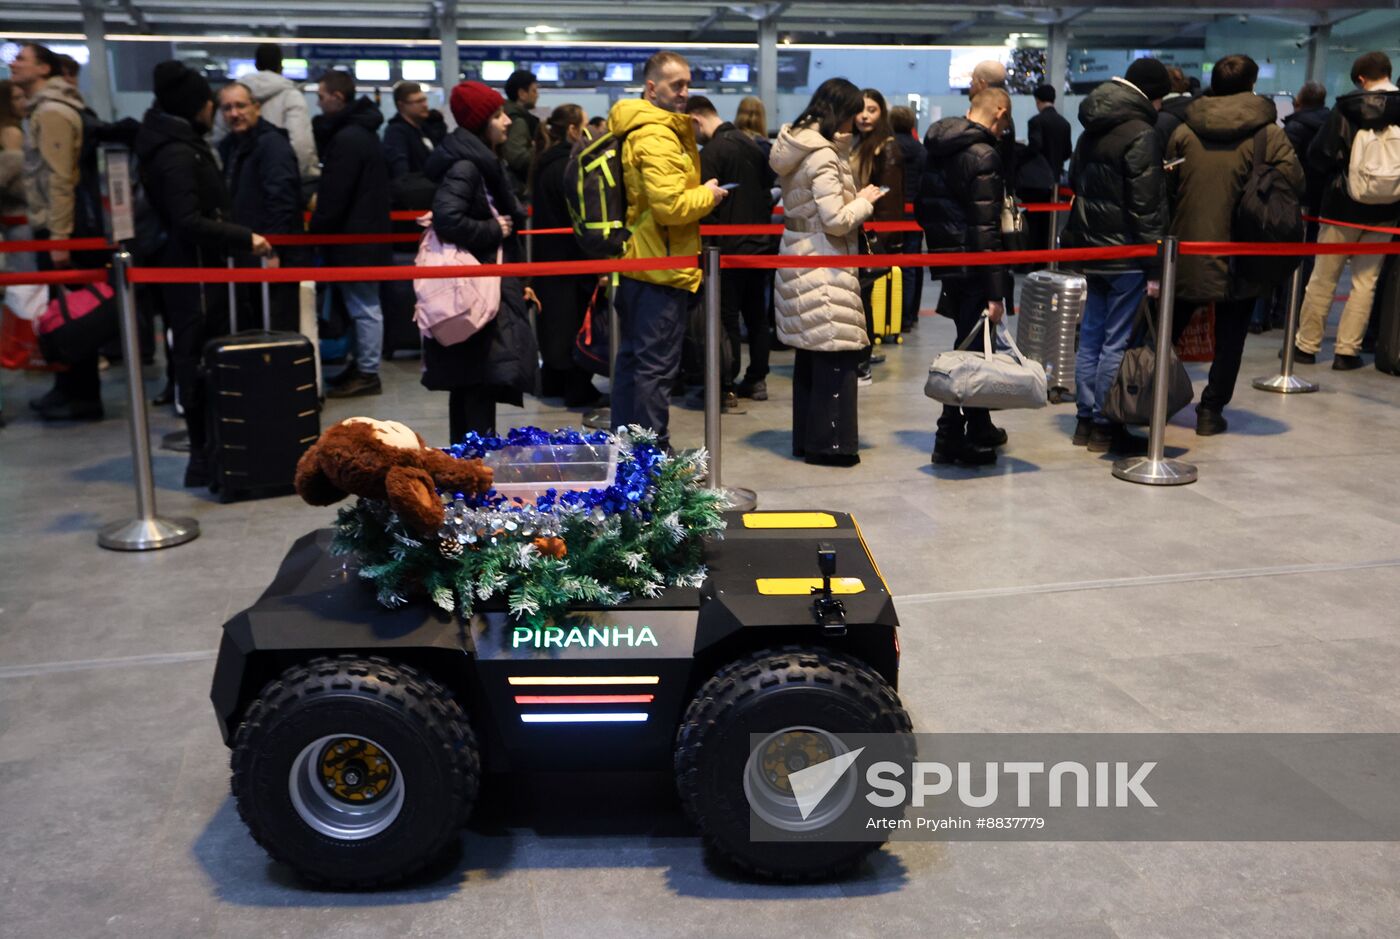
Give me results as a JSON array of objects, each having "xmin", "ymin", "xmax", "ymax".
[
  {"xmin": 507, "ymin": 675, "xmax": 659, "ymax": 686},
  {"xmin": 520, "ymin": 712, "xmax": 649, "ymax": 724}
]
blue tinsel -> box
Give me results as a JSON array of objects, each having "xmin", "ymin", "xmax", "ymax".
[{"xmin": 443, "ymin": 427, "xmax": 665, "ymax": 520}]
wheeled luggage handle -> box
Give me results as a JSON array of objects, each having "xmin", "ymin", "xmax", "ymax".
[{"xmin": 226, "ymin": 256, "xmax": 274, "ymax": 333}]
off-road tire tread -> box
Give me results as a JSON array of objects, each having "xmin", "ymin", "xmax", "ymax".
[
  {"xmin": 230, "ymin": 655, "xmax": 479, "ymax": 888},
  {"xmin": 673, "ymin": 646, "xmax": 912, "ymax": 881}
]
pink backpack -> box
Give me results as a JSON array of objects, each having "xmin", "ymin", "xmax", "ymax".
[{"xmin": 412, "ymin": 213, "xmax": 502, "ymax": 346}]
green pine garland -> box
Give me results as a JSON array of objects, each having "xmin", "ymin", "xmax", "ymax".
[{"xmin": 329, "ymin": 443, "xmax": 727, "ymax": 626}]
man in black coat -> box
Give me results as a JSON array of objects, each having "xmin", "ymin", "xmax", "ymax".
[
  {"xmin": 917, "ymin": 87, "xmax": 1015, "ymax": 467},
  {"xmin": 1062, "ymin": 58, "xmax": 1170, "ymax": 455},
  {"xmin": 382, "ymin": 81, "xmax": 447, "ymax": 180},
  {"xmin": 1295, "ymin": 51, "xmax": 1400, "ymax": 369},
  {"xmin": 1027, "ymin": 84, "xmax": 1072, "ymax": 184},
  {"xmin": 310, "ymin": 70, "xmax": 391, "ymax": 397},
  {"xmin": 1285, "ymin": 82, "xmax": 1331, "ymax": 219},
  {"xmin": 890, "ymin": 106, "xmax": 926, "ymax": 330},
  {"xmin": 687, "ymin": 95, "xmax": 775, "ymax": 405},
  {"xmin": 136, "ymin": 61, "xmax": 273, "ymax": 486},
  {"xmin": 217, "ymin": 81, "xmax": 302, "ymax": 331}
]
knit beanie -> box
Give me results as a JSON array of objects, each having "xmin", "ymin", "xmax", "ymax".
[
  {"xmin": 153, "ymin": 60, "xmax": 212, "ymax": 122},
  {"xmin": 450, "ymin": 81, "xmax": 505, "ymax": 134},
  {"xmin": 1124, "ymin": 58, "xmax": 1171, "ymax": 102}
]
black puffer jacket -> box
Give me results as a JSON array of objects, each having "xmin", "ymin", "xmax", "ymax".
[
  {"xmin": 135, "ymin": 107, "xmax": 252, "ymax": 268},
  {"xmin": 1309, "ymin": 87, "xmax": 1400, "ymax": 225},
  {"xmin": 309, "ymin": 97, "xmax": 391, "ymax": 267},
  {"xmin": 700, "ymin": 122, "xmax": 778, "ymax": 255},
  {"xmin": 1063, "ymin": 79, "xmax": 1168, "ymax": 274},
  {"xmin": 217, "ymin": 118, "xmax": 301, "ymax": 237},
  {"xmin": 531, "ymin": 140, "xmax": 583, "ymax": 264},
  {"xmin": 916, "ymin": 116, "xmax": 1012, "ymax": 298},
  {"xmin": 419, "ymin": 126, "xmax": 536, "ymax": 398},
  {"xmin": 1284, "ymin": 106, "xmax": 1329, "ymax": 213}
]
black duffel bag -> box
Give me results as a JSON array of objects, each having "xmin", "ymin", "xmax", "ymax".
[
  {"xmin": 36, "ymin": 283, "xmax": 119, "ymax": 365},
  {"xmin": 1102, "ymin": 300, "xmax": 1195, "ymax": 426}
]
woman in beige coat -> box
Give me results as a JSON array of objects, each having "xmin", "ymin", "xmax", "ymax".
[{"xmin": 770, "ymin": 78, "xmax": 886, "ymax": 466}]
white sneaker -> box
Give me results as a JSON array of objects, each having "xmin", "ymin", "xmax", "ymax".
[{"xmin": 857, "ymin": 371, "xmax": 873, "ymax": 387}]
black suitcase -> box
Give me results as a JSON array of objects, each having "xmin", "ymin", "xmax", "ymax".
[
  {"xmin": 203, "ymin": 273, "xmax": 321, "ymax": 502},
  {"xmin": 1373, "ymin": 252, "xmax": 1400, "ymax": 375}
]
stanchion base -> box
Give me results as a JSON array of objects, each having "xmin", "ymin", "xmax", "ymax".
[
  {"xmin": 582, "ymin": 407, "xmax": 610, "ymax": 431},
  {"xmin": 721, "ymin": 486, "xmax": 758, "ymax": 512},
  {"xmin": 1112, "ymin": 457, "xmax": 1198, "ymax": 486},
  {"xmin": 1252, "ymin": 373, "xmax": 1319, "ymax": 394},
  {"xmin": 98, "ymin": 516, "xmax": 200, "ymax": 551}
]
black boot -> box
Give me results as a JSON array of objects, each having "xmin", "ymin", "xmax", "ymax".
[
  {"xmin": 932, "ymin": 435, "xmax": 996, "ymax": 466},
  {"xmin": 1195, "ymin": 407, "xmax": 1228, "ymax": 436}
]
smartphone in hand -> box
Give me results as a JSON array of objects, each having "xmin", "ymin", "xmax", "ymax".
[{"xmin": 720, "ymin": 182, "xmax": 741, "ymax": 191}]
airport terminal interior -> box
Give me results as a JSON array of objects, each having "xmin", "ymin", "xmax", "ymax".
[{"xmin": 4, "ymin": 1, "xmax": 1400, "ymax": 936}]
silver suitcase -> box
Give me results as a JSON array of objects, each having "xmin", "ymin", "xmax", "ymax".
[{"xmin": 1016, "ymin": 269, "xmax": 1087, "ymax": 403}]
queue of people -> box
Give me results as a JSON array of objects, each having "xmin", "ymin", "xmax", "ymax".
[{"xmin": 3, "ymin": 40, "xmax": 1396, "ymax": 481}]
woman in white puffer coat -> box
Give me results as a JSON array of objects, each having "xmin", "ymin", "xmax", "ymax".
[{"xmin": 770, "ymin": 78, "xmax": 888, "ymax": 466}]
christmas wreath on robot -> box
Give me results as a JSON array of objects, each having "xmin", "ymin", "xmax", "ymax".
[{"xmin": 296, "ymin": 418, "xmax": 728, "ymax": 624}]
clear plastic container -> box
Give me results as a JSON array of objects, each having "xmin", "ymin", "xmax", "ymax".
[{"xmin": 481, "ymin": 442, "xmax": 619, "ymax": 503}]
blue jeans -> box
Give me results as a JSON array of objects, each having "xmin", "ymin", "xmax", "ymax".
[
  {"xmin": 611, "ymin": 276, "xmax": 692, "ymax": 449},
  {"xmin": 1076, "ymin": 272, "xmax": 1145, "ymax": 424},
  {"xmin": 323, "ymin": 281, "xmax": 383, "ymax": 375}
]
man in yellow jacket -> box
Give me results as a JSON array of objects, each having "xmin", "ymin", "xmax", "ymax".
[{"xmin": 607, "ymin": 51, "xmax": 727, "ymax": 450}]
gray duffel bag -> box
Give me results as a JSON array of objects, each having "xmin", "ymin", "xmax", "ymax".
[{"xmin": 924, "ymin": 314, "xmax": 1048, "ymax": 410}]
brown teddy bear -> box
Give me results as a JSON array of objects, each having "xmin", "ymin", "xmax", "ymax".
[{"xmin": 295, "ymin": 417, "xmax": 494, "ymax": 536}]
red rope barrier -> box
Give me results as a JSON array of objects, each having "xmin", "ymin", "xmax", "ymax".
[
  {"xmin": 0, "ymin": 268, "xmax": 108, "ymax": 287},
  {"xmin": 722, "ymin": 245, "xmax": 1157, "ymax": 270},
  {"xmin": 1180, "ymin": 240, "xmax": 1400, "ymax": 257},
  {"xmin": 1303, "ymin": 215, "xmax": 1400, "ymax": 238},
  {"xmin": 1, "ymin": 214, "xmax": 28, "ymax": 227},
  {"xmin": 265, "ymin": 232, "xmax": 423, "ymax": 246},
  {"xmin": 125, "ymin": 254, "xmax": 700, "ymax": 285},
  {"xmin": 0, "ymin": 236, "xmax": 113, "ymax": 254}
]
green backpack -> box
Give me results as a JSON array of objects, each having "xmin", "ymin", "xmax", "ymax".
[{"xmin": 563, "ymin": 131, "xmax": 633, "ymax": 259}]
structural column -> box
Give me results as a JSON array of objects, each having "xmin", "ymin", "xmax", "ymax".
[
  {"xmin": 758, "ymin": 14, "xmax": 779, "ymax": 126},
  {"xmin": 1306, "ymin": 23, "xmax": 1331, "ymax": 86},
  {"xmin": 1046, "ymin": 22, "xmax": 1069, "ymax": 95},
  {"xmin": 80, "ymin": 1, "xmax": 114, "ymax": 120},
  {"xmin": 438, "ymin": 0, "xmax": 460, "ymax": 91}
]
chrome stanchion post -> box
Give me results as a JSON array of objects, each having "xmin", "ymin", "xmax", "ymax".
[
  {"xmin": 259, "ymin": 256, "xmax": 272, "ymax": 331},
  {"xmin": 582, "ymin": 273, "xmax": 616, "ymax": 431},
  {"xmin": 1047, "ymin": 190, "xmax": 1060, "ymax": 273},
  {"xmin": 1112, "ymin": 236, "xmax": 1198, "ymax": 486},
  {"xmin": 703, "ymin": 246, "xmax": 757, "ymax": 510},
  {"xmin": 98, "ymin": 250, "xmax": 199, "ymax": 550},
  {"xmin": 1253, "ymin": 264, "xmax": 1319, "ymax": 393}
]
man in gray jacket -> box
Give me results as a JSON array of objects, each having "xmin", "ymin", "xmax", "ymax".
[{"xmin": 238, "ymin": 44, "xmax": 318, "ymax": 186}]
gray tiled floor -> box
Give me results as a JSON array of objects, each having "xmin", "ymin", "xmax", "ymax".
[{"xmin": 3, "ymin": 294, "xmax": 1400, "ymax": 937}]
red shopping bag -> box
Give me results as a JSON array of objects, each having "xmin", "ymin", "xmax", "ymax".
[
  {"xmin": 1, "ymin": 305, "xmax": 61, "ymax": 371},
  {"xmin": 1174, "ymin": 303, "xmax": 1215, "ymax": 362}
]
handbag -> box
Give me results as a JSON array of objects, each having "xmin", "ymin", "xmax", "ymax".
[
  {"xmin": 412, "ymin": 212, "xmax": 502, "ymax": 346},
  {"xmin": 1102, "ymin": 301, "xmax": 1195, "ymax": 426},
  {"xmin": 924, "ymin": 314, "xmax": 1048, "ymax": 410},
  {"xmin": 999, "ymin": 192, "xmax": 1027, "ymax": 252},
  {"xmin": 573, "ymin": 280, "xmax": 611, "ymax": 377},
  {"xmin": 35, "ymin": 282, "xmax": 118, "ymax": 365}
]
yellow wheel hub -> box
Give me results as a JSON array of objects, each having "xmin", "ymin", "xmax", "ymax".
[
  {"xmin": 759, "ymin": 730, "xmax": 833, "ymax": 795},
  {"xmin": 318, "ymin": 737, "xmax": 394, "ymax": 803}
]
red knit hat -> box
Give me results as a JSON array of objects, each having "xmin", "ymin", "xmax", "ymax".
[{"xmin": 450, "ymin": 81, "xmax": 505, "ymax": 133}]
